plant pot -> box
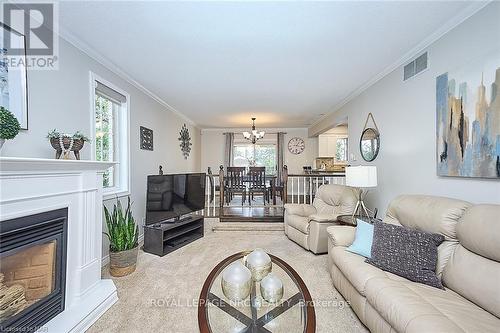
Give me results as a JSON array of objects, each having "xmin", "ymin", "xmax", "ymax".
[
  {"xmin": 109, "ymin": 246, "xmax": 138, "ymax": 277},
  {"xmin": 50, "ymin": 137, "xmax": 85, "ymax": 160},
  {"xmin": 0, "ymin": 138, "xmax": 5, "ymax": 150}
]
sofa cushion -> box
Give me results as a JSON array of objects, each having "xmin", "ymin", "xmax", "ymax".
[
  {"xmin": 346, "ymin": 220, "xmax": 374, "ymax": 258},
  {"xmin": 365, "ymin": 277, "xmax": 500, "ymax": 333},
  {"xmin": 442, "ymin": 244, "xmax": 500, "ymax": 319},
  {"xmin": 330, "ymin": 246, "xmax": 387, "ymax": 296},
  {"xmin": 366, "ymin": 222, "xmax": 445, "ymax": 289},
  {"xmin": 457, "ymin": 204, "xmax": 500, "ymax": 262},
  {"xmin": 285, "ymin": 214, "xmax": 310, "ymax": 233},
  {"xmin": 383, "ymin": 195, "xmax": 472, "ymax": 240}
]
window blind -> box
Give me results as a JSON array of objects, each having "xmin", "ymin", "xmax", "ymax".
[{"xmin": 95, "ymin": 81, "xmax": 126, "ymax": 104}]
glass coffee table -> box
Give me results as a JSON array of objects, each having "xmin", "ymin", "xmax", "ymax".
[{"xmin": 198, "ymin": 251, "xmax": 315, "ymax": 333}]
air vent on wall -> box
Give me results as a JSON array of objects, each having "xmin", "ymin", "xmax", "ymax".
[{"xmin": 403, "ymin": 52, "xmax": 428, "ymax": 81}]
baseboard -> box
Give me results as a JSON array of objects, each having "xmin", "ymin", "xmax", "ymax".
[{"xmin": 101, "ymin": 233, "xmax": 144, "ymax": 267}]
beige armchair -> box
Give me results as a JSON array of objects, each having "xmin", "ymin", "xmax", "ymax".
[{"xmin": 284, "ymin": 184, "xmax": 360, "ymax": 254}]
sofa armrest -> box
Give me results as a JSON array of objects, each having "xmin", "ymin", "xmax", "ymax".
[
  {"xmin": 309, "ymin": 213, "xmax": 339, "ymax": 223},
  {"xmin": 284, "ymin": 204, "xmax": 316, "ymax": 217},
  {"xmin": 327, "ymin": 226, "xmax": 356, "ymax": 247}
]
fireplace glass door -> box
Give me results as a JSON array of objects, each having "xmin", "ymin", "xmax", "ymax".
[
  {"xmin": 0, "ymin": 241, "xmax": 57, "ymax": 324},
  {"xmin": 0, "ymin": 208, "xmax": 67, "ymax": 332}
]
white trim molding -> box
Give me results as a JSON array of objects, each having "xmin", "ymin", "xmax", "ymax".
[
  {"xmin": 89, "ymin": 71, "xmax": 131, "ymax": 200},
  {"xmin": 58, "ymin": 25, "xmax": 196, "ymax": 127},
  {"xmin": 308, "ymin": 1, "xmax": 491, "ymax": 133}
]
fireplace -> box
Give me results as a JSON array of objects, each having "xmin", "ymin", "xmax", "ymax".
[{"xmin": 0, "ymin": 208, "xmax": 67, "ymax": 333}]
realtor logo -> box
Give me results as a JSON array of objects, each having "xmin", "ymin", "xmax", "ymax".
[{"xmin": 1, "ymin": 2, "xmax": 58, "ymax": 69}]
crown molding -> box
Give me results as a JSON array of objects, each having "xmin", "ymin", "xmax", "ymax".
[
  {"xmin": 57, "ymin": 24, "xmax": 197, "ymax": 127},
  {"xmin": 309, "ymin": 1, "xmax": 491, "ymax": 130},
  {"xmin": 201, "ymin": 127, "xmax": 308, "ymax": 133}
]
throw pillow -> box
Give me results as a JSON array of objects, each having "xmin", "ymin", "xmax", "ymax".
[
  {"xmin": 366, "ymin": 221, "xmax": 445, "ymax": 289},
  {"xmin": 346, "ymin": 220, "xmax": 374, "ymax": 258}
]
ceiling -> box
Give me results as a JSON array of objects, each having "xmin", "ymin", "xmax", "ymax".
[{"xmin": 59, "ymin": 1, "xmax": 480, "ymax": 128}]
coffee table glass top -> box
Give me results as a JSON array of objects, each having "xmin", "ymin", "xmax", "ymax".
[{"xmin": 198, "ymin": 251, "xmax": 315, "ymax": 333}]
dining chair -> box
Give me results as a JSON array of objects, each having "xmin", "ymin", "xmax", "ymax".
[
  {"xmin": 225, "ymin": 166, "xmax": 247, "ymax": 206},
  {"xmin": 248, "ymin": 166, "xmax": 269, "ymax": 205}
]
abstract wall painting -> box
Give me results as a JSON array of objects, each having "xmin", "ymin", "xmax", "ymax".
[{"xmin": 436, "ymin": 56, "xmax": 500, "ymax": 179}]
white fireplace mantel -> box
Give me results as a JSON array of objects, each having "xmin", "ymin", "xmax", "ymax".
[{"xmin": 0, "ymin": 157, "xmax": 118, "ymax": 332}]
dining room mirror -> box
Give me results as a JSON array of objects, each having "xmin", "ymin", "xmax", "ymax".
[{"xmin": 359, "ymin": 113, "xmax": 380, "ymax": 162}]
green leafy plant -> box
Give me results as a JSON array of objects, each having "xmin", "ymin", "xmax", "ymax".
[
  {"xmin": 104, "ymin": 197, "xmax": 139, "ymax": 252},
  {"xmin": 0, "ymin": 107, "xmax": 21, "ymax": 140},
  {"xmin": 47, "ymin": 129, "xmax": 90, "ymax": 142}
]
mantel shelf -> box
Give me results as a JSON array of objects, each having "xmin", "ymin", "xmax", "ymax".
[{"xmin": 0, "ymin": 156, "xmax": 117, "ymax": 173}]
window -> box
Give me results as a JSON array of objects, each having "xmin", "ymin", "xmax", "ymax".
[
  {"xmin": 335, "ymin": 138, "xmax": 348, "ymax": 162},
  {"xmin": 91, "ymin": 73, "xmax": 130, "ymax": 198},
  {"xmin": 233, "ymin": 143, "xmax": 277, "ymax": 174}
]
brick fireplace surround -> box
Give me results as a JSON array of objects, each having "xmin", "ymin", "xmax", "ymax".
[{"xmin": 0, "ymin": 157, "xmax": 118, "ymax": 333}]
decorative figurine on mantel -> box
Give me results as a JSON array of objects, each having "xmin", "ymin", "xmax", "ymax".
[
  {"xmin": 47, "ymin": 129, "xmax": 90, "ymax": 160},
  {"xmin": 159, "ymin": 165, "xmax": 163, "ymax": 175}
]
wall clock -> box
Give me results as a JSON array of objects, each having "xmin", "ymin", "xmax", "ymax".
[
  {"xmin": 178, "ymin": 124, "xmax": 192, "ymax": 159},
  {"xmin": 288, "ymin": 137, "xmax": 305, "ymax": 155}
]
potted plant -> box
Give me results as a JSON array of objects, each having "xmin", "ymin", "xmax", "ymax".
[
  {"xmin": 104, "ymin": 197, "xmax": 139, "ymax": 277},
  {"xmin": 0, "ymin": 107, "xmax": 21, "ymax": 149},
  {"xmin": 47, "ymin": 129, "xmax": 90, "ymax": 160}
]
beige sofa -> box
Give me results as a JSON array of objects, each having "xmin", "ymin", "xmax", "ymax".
[
  {"xmin": 327, "ymin": 195, "xmax": 500, "ymax": 333},
  {"xmin": 284, "ymin": 184, "xmax": 359, "ymax": 254}
]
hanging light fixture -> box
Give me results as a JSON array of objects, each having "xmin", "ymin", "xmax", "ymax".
[{"xmin": 243, "ymin": 117, "xmax": 265, "ymax": 144}]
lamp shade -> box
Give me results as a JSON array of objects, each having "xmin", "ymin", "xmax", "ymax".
[{"xmin": 345, "ymin": 166, "xmax": 377, "ymax": 188}]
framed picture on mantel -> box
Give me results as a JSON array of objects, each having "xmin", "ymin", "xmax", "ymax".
[{"xmin": 0, "ymin": 23, "xmax": 29, "ymax": 130}]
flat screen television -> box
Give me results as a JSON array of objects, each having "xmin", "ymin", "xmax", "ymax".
[{"xmin": 145, "ymin": 173, "xmax": 206, "ymax": 224}]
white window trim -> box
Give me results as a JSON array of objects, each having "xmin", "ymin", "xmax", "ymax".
[{"xmin": 89, "ymin": 71, "xmax": 131, "ymax": 201}]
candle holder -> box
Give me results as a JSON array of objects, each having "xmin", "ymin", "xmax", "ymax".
[
  {"xmin": 221, "ymin": 261, "xmax": 252, "ymax": 301},
  {"xmin": 260, "ymin": 273, "xmax": 284, "ymax": 303},
  {"xmin": 245, "ymin": 248, "xmax": 272, "ymax": 281}
]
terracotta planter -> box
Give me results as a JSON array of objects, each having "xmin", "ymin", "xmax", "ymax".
[
  {"xmin": 109, "ymin": 246, "xmax": 138, "ymax": 277},
  {"xmin": 50, "ymin": 137, "xmax": 85, "ymax": 160}
]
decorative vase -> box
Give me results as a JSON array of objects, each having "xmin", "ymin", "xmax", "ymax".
[
  {"xmin": 260, "ymin": 272, "xmax": 284, "ymax": 303},
  {"xmin": 221, "ymin": 261, "xmax": 252, "ymax": 301},
  {"xmin": 245, "ymin": 248, "xmax": 272, "ymax": 281},
  {"xmin": 109, "ymin": 246, "xmax": 139, "ymax": 277},
  {"xmin": 50, "ymin": 137, "xmax": 85, "ymax": 160}
]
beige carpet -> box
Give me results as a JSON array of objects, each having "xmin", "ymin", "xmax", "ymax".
[{"xmin": 88, "ymin": 219, "xmax": 368, "ymax": 333}]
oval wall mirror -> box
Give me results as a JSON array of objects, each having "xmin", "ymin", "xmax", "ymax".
[{"xmin": 360, "ymin": 127, "xmax": 380, "ymax": 162}]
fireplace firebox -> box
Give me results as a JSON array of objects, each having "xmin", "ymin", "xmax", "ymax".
[{"xmin": 0, "ymin": 208, "xmax": 68, "ymax": 333}]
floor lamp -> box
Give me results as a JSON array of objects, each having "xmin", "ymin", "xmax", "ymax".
[{"xmin": 345, "ymin": 166, "xmax": 377, "ymax": 221}]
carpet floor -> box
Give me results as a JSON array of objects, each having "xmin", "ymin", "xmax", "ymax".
[{"xmin": 88, "ymin": 219, "xmax": 368, "ymax": 333}]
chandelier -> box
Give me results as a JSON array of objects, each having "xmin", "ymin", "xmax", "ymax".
[{"xmin": 242, "ymin": 117, "xmax": 265, "ymax": 144}]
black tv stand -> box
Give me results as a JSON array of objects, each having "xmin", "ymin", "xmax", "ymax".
[{"xmin": 143, "ymin": 215, "xmax": 204, "ymax": 256}]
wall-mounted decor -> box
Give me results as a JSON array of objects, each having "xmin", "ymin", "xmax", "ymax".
[
  {"xmin": 140, "ymin": 126, "xmax": 153, "ymax": 151},
  {"xmin": 178, "ymin": 124, "xmax": 192, "ymax": 159},
  {"xmin": 436, "ymin": 57, "xmax": 500, "ymax": 178},
  {"xmin": 47, "ymin": 130, "xmax": 90, "ymax": 160},
  {"xmin": 360, "ymin": 113, "xmax": 380, "ymax": 162},
  {"xmin": 0, "ymin": 23, "xmax": 28, "ymax": 129},
  {"xmin": 287, "ymin": 137, "xmax": 305, "ymax": 155}
]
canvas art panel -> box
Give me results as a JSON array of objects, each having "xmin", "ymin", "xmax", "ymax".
[
  {"xmin": 0, "ymin": 24, "xmax": 28, "ymax": 129},
  {"xmin": 436, "ymin": 53, "xmax": 500, "ymax": 179}
]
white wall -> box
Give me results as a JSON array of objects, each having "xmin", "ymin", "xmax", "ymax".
[
  {"xmin": 0, "ymin": 37, "xmax": 201, "ymax": 257},
  {"xmin": 200, "ymin": 128, "xmax": 318, "ymax": 175},
  {"xmin": 309, "ymin": 3, "xmax": 500, "ymax": 213}
]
